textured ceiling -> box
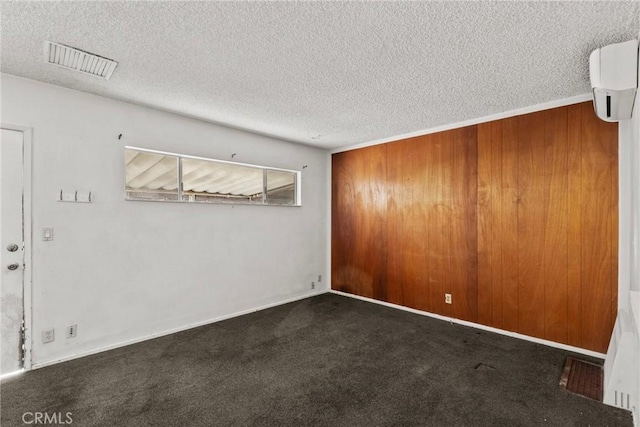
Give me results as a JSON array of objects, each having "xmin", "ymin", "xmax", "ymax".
[{"xmin": 1, "ymin": 2, "xmax": 639, "ymax": 149}]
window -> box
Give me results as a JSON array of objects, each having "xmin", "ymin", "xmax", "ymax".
[
  {"xmin": 125, "ymin": 150, "xmax": 179, "ymax": 201},
  {"xmin": 125, "ymin": 147, "xmax": 300, "ymax": 206}
]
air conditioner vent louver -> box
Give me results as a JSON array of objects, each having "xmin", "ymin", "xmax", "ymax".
[{"xmin": 45, "ymin": 41, "xmax": 118, "ymax": 80}]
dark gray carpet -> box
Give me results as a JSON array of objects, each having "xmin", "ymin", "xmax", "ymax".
[{"xmin": 1, "ymin": 293, "xmax": 633, "ymax": 426}]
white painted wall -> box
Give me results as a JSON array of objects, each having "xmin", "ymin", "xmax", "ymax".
[
  {"xmin": 628, "ymin": 81, "xmax": 640, "ymax": 424},
  {"xmin": 631, "ymin": 81, "xmax": 640, "ymax": 297},
  {"xmin": 604, "ymin": 57, "xmax": 640, "ymax": 423},
  {"xmin": 0, "ymin": 74, "xmax": 328, "ymax": 367}
]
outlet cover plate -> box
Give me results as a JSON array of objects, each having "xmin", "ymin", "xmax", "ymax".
[
  {"xmin": 42, "ymin": 329, "xmax": 55, "ymax": 343},
  {"xmin": 66, "ymin": 324, "xmax": 77, "ymax": 338}
]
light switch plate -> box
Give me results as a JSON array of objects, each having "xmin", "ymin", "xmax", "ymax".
[
  {"xmin": 76, "ymin": 191, "xmax": 92, "ymax": 202},
  {"xmin": 58, "ymin": 190, "xmax": 92, "ymax": 203},
  {"xmin": 43, "ymin": 227, "xmax": 54, "ymax": 241},
  {"xmin": 60, "ymin": 191, "xmax": 76, "ymax": 202}
]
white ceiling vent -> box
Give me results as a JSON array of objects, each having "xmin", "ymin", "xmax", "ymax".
[{"xmin": 45, "ymin": 41, "xmax": 118, "ymax": 80}]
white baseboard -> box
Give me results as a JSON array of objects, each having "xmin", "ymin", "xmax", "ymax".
[
  {"xmin": 0, "ymin": 368, "xmax": 25, "ymax": 381},
  {"xmin": 31, "ymin": 290, "xmax": 327, "ymax": 370},
  {"xmin": 330, "ymin": 290, "xmax": 607, "ymax": 359},
  {"xmin": 29, "ymin": 288, "xmax": 605, "ymax": 371}
]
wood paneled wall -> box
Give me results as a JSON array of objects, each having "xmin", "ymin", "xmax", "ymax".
[
  {"xmin": 331, "ymin": 102, "xmax": 618, "ymax": 353},
  {"xmin": 476, "ymin": 102, "xmax": 618, "ymax": 352},
  {"xmin": 332, "ymin": 127, "xmax": 478, "ymax": 319}
]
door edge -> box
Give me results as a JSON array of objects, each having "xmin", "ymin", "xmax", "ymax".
[{"xmin": 1, "ymin": 124, "xmax": 33, "ymax": 371}]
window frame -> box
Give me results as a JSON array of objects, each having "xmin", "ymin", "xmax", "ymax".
[{"xmin": 124, "ymin": 146, "xmax": 301, "ymax": 207}]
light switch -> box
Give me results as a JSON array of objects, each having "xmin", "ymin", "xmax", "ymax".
[
  {"xmin": 58, "ymin": 190, "xmax": 92, "ymax": 203},
  {"xmin": 76, "ymin": 191, "xmax": 92, "ymax": 202},
  {"xmin": 61, "ymin": 191, "xmax": 76, "ymax": 202},
  {"xmin": 43, "ymin": 227, "xmax": 54, "ymax": 241}
]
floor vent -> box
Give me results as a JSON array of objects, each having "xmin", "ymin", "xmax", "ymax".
[
  {"xmin": 559, "ymin": 356, "xmax": 603, "ymax": 402},
  {"xmin": 45, "ymin": 41, "xmax": 117, "ymax": 80},
  {"xmin": 612, "ymin": 390, "xmax": 633, "ymax": 410}
]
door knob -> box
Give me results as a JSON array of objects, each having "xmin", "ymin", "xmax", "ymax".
[
  {"xmin": 7, "ymin": 244, "xmax": 19, "ymax": 252},
  {"xmin": 7, "ymin": 263, "xmax": 19, "ymax": 271}
]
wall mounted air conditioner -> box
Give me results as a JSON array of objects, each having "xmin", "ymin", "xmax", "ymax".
[{"xmin": 589, "ymin": 39, "xmax": 639, "ymax": 122}]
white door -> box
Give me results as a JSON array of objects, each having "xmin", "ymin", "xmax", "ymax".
[{"xmin": 1, "ymin": 128, "xmax": 25, "ymax": 375}]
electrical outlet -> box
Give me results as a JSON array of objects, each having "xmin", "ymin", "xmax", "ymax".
[
  {"xmin": 445, "ymin": 293, "xmax": 452, "ymax": 304},
  {"xmin": 66, "ymin": 324, "xmax": 77, "ymax": 338},
  {"xmin": 42, "ymin": 329, "xmax": 55, "ymax": 343},
  {"xmin": 311, "ymin": 282, "xmax": 315, "ymax": 289}
]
